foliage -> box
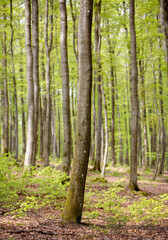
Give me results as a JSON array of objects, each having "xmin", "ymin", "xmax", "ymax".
[
  {"xmin": 0, "ymin": 156, "xmax": 69, "ymax": 217},
  {"xmin": 84, "ymin": 178, "xmax": 168, "ymax": 226}
]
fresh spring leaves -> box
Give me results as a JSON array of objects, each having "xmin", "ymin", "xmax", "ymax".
[{"xmin": 0, "ymin": 156, "xmax": 69, "ymax": 217}]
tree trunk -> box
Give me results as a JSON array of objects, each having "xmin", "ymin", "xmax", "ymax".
[
  {"xmin": 129, "ymin": 0, "xmax": 139, "ymax": 191},
  {"xmin": 24, "ymin": 0, "xmax": 34, "ymax": 168},
  {"xmin": 101, "ymin": 79, "xmax": 108, "ymax": 178},
  {"xmin": 60, "ymin": 0, "xmax": 71, "ymax": 175},
  {"xmin": 158, "ymin": 59, "xmax": 166, "ymax": 175},
  {"xmin": 32, "ymin": 0, "xmax": 39, "ymax": 166},
  {"xmin": 139, "ymin": 59, "xmax": 149, "ymax": 168},
  {"xmin": 43, "ymin": 0, "xmax": 53, "ymax": 167},
  {"xmin": 2, "ymin": 4, "xmax": 9, "ymax": 155},
  {"xmin": 62, "ymin": 0, "xmax": 93, "ymax": 223},
  {"xmin": 20, "ymin": 67, "xmax": 26, "ymax": 155},
  {"xmin": 107, "ymin": 36, "xmax": 116, "ymax": 166},
  {"xmin": 10, "ymin": 0, "xmax": 18, "ymax": 161},
  {"xmin": 95, "ymin": 0, "xmax": 102, "ymax": 171}
]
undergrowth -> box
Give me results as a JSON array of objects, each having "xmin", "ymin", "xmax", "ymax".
[
  {"xmin": 0, "ymin": 156, "xmax": 69, "ymax": 216},
  {"xmin": 1, "ymin": 156, "xmax": 168, "ymax": 226},
  {"xmin": 84, "ymin": 177, "xmax": 168, "ymax": 226}
]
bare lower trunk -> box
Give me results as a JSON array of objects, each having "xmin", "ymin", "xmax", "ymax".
[
  {"xmin": 20, "ymin": 67, "xmax": 26, "ymax": 155},
  {"xmin": 95, "ymin": 0, "xmax": 102, "ymax": 171},
  {"xmin": 60, "ymin": 0, "xmax": 71, "ymax": 175},
  {"xmin": 62, "ymin": 0, "xmax": 93, "ymax": 223},
  {"xmin": 24, "ymin": 0, "xmax": 34, "ymax": 168},
  {"xmin": 32, "ymin": 0, "xmax": 39, "ymax": 166},
  {"xmin": 2, "ymin": 4, "xmax": 9, "ymax": 155},
  {"xmin": 101, "ymin": 80, "xmax": 108, "ymax": 178},
  {"xmin": 43, "ymin": 0, "xmax": 53, "ymax": 167},
  {"xmin": 129, "ymin": 0, "xmax": 139, "ymax": 191},
  {"xmin": 10, "ymin": 0, "xmax": 18, "ymax": 161}
]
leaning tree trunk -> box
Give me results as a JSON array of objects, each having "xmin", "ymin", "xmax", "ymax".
[
  {"xmin": 24, "ymin": 0, "xmax": 34, "ymax": 168},
  {"xmin": 59, "ymin": 0, "xmax": 71, "ymax": 175},
  {"xmin": 62, "ymin": 0, "xmax": 93, "ymax": 223},
  {"xmin": 129, "ymin": 0, "xmax": 139, "ymax": 191}
]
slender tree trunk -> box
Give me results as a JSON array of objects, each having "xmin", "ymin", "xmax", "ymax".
[
  {"xmin": 57, "ymin": 91, "xmax": 61, "ymax": 158},
  {"xmin": 129, "ymin": 0, "xmax": 139, "ymax": 191},
  {"xmin": 9, "ymin": 92, "xmax": 13, "ymax": 154},
  {"xmin": 2, "ymin": 4, "xmax": 9, "ymax": 155},
  {"xmin": 32, "ymin": 0, "xmax": 39, "ymax": 166},
  {"xmin": 43, "ymin": 0, "xmax": 53, "ymax": 167},
  {"xmin": 69, "ymin": 0, "xmax": 78, "ymax": 64},
  {"xmin": 158, "ymin": 59, "xmax": 166, "ymax": 174},
  {"xmin": 52, "ymin": 91, "xmax": 56, "ymax": 161},
  {"xmin": 101, "ymin": 79, "xmax": 108, "ymax": 178},
  {"xmin": 39, "ymin": 46, "xmax": 45, "ymax": 160},
  {"xmin": 39, "ymin": 96, "xmax": 43, "ymax": 160},
  {"xmin": 115, "ymin": 75, "xmax": 124, "ymax": 165},
  {"xmin": 62, "ymin": 0, "xmax": 93, "ymax": 223},
  {"xmin": 107, "ymin": 37, "xmax": 116, "ymax": 166},
  {"xmin": 24, "ymin": 0, "xmax": 34, "ymax": 168},
  {"xmin": 60, "ymin": 0, "xmax": 71, "ymax": 175},
  {"xmin": 10, "ymin": 0, "xmax": 18, "ymax": 161},
  {"xmin": 95, "ymin": 0, "xmax": 102, "ymax": 171},
  {"xmin": 139, "ymin": 59, "xmax": 149, "ymax": 168},
  {"xmin": 91, "ymin": 79, "xmax": 96, "ymax": 167},
  {"xmin": 20, "ymin": 67, "xmax": 26, "ymax": 155}
]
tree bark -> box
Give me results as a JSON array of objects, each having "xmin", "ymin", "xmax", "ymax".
[
  {"xmin": 24, "ymin": 0, "xmax": 34, "ymax": 168},
  {"xmin": 32, "ymin": 0, "xmax": 39, "ymax": 166},
  {"xmin": 43, "ymin": 0, "xmax": 53, "ymax": 167},
  {"xmin": 62, "ymin": 0, "xmax": 93, "ymax": 223},
  {"xmin": 1, "ymin": 4, "xmax": 9, "ymax": 155},
  {"xmin": 95, "ymin": 0, "xmax": 102, "ymax": 171},
  {"xmin": 20, "ymin": 67, "xmax": 26, "ymax": 155},
  {"xmin": 101, "ymin": 79, "xmax": 108, "ymax": 178},
  {"xmin": 59, "ymin": 0, "xmax": 71, "ymax": 175},
  {"xmin": 129, "ymin": 0, "xmax": 139, "ymax": 191},
  {"xmin": 139, "ymin": 59, "xmax": 149, "ymax": 168}
]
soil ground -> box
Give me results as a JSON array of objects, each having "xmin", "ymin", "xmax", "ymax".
[{"xmin": 0, "ymin": 166, "xmax": 168, "ymax": 240}]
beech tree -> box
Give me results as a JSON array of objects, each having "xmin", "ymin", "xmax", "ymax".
[
  {"xmin": 24, "ymin": 0, "xmax": 34, "ymax": 168},
  {"xmin": 59, "ymin": 0, "xmax": 71, "ymax": 175},
  {"xmin": 1, "ymin": 3, "xmax": 9, "ymax": 155},
  {"xmin": 62, "ymin": 0, "xmax": 93, "ymax": 223},
  {"xmin": 32, "ymin": 0, "xmax": 39, "ymax": 166},
  {"xmin": 129, "ymin": 0, "xmax": 139, "ymax": 191},
  {"xmin": 43, "ymin": 0, "xmax": 53, "ymax": 167}
]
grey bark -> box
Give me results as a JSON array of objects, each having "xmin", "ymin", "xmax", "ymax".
[
  {"xmin": 24, "ymin": 0, "xmax": 34, "ymax": 168},
  {"xmin": 10, "ymin": 0, "xmax": 18, "ymax": 161},
  {"xmin": 43, "ymin": 0, "xmax": 53, "ymax": 167},
  {"xmin": 62, "ymin": 0, "xmax": 93, "ymax": 223},
  {"xmin": 32, "ymin": 0, "xmax": 39, "ymax": 166},
  {"xmin": 20, "ymin": 67, "xmax": 26, "ymax": 155},
  {"xmin": 139, "ymin": 59, "xmax": 149, "ymax": 168},
  {"xmin": 129, "ymin": 0, "xmax": 139, "ymax": 191},
  {"xmin": 95, "ymin": 0, "xmax": 102, "ymax": 171},
  {"xmin": 59, "ymin": 0, "xmax": 71, "ymax": 175},
  {"xmin": 1, "ymin": 4, "xmax": 9, "ymax": 155}
]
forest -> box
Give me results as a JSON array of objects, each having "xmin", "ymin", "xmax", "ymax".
[{"xmin": 0, "ymin": 0, "xmax": 168, "ymax": 239}]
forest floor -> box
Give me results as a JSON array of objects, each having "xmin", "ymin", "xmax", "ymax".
[{"xmin": 0, "ymin": 165, "xmax": 168, "ymax": 240}]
